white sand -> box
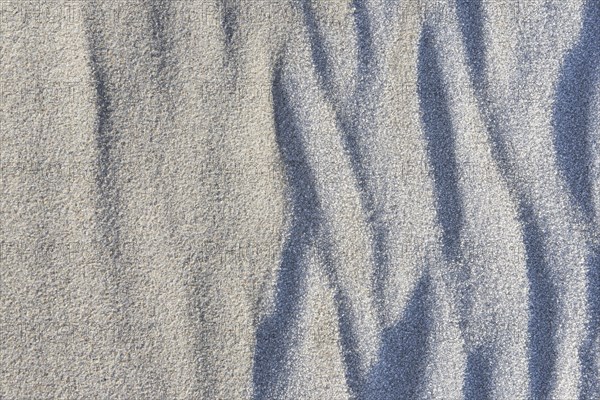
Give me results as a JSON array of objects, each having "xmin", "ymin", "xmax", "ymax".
[{"xmin": 1, "ymin": 0, "xmax": 598, "ymax": 398}]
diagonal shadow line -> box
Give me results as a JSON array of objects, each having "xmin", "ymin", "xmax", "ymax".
[
  {"xmin": 521, "ymin": 204, "xmax": 558, "ymax": 399},
  {"xmin": 220, "ymin": 0, "xmax": 238, "ymax": 49},
  {"xmin": 457, "ymin": 0, "xmax": 600, "ymax": 398},
  {"xmin": 352, "ymin": 0, "xmax": 376, "ymax": 80},
  {"xmin": 581, "ymin": 246, "xmax": 600, "ymax": 400},
  {"xmin": 417, "ymin": 23, "xmax": 463, "ymax": 265},
  {"xmin": 422, "ymin": 5, "xmax": 568, "ymax": 396},
  {"xmin": 253, "ymin": 50, "xmax": 378, "ymax": 399},
  {"xmin": 318, "ymin": 242, "xmax": 371, "ymax": 398},
  {"xmin": 345, "ymin": 0, "xmax": 425, "ymax": 323},
  {"xmin": 552, "ymin": 0, "xmax": 600, "ymax": 221},
  {"xmin": 453, "ymin": 2, "xmax": 572, "ymax": 396},
  {"xmin": 84, "ymin": 2, "xmax": 122, "ymax": 272},
  {"xmin": 363, "ymin": 274, "xmax": 430, "ymax": 400},
  {"xmin": 417, "ymin": 22, "xmax": 489, "ymax": 398},
  {"xmin": 300, "ymin": 7, "xmax": 387, "ymax": 391},
  {"xmin": 299, "ymin": 0, "xmax": 365, "ymax": 189},
  {"xmin": 148, "ymin": 0, "xmax": 173, "ymax": 76},
  {"xmin": 301, "ymin": 0, "xmax": 402, "ymax": 316},
  {"xmin": 551, "ymin": 4, "xmax": 600, "ymax": 400},
  {"xmin": 332, "ymin": 0, "xmax": 378, "ymax": 195},
  {"xmin": 300, "ymin": 0, "xmax": 370, "ymax": 204},
  {"xmin": 299, "ymin": 0, "xmax": 374, "ymax": 232},
  {"xmin": 454, "ymin": 0, "xmax": 514, "ymax": 193},
  {"xmin": 463, "ymin": 347, "xmax": 493, "ymax": 400},
  {"xmin": 300, "ymin": 4, "xmax": 395, "ymax": 395},
  {"xmin": 252, "ymin": 63, "xmax": 323, "ymax": 399},
  {"xmin": 456, "ymin": 0, "xmax": 486, "ymax": 91},
  {"xmin": 300, "ymin": 0, "xmax": 334, "ymax": 95},
  {"xmin": 149, "ymin": 0, "xmax": 168, "ymax": 50},
  {"xmin": 82, "ymin": 9, "xmax": 141, "ymax": 392},
  {"xmin": 145, "ymin": 0, "xmax": 176, "ymax": 178}
]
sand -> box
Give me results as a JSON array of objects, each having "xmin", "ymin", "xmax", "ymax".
[{"xmin": 1, "ymin": 0, "xmax": 598, "ymax": 398}]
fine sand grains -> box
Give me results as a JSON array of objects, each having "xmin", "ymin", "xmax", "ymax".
[{"xmin": 1, "ymin": 1, "xmax": 598, "ymax": 399}]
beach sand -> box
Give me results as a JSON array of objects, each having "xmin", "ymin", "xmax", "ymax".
[{"xmin": 1, "ymin": 0, "xmax": 598, "ymax": 398}]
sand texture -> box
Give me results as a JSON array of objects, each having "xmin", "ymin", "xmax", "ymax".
[{"xmin": 1, "ymin": 0, "xmax": 599, "ymax": 399}]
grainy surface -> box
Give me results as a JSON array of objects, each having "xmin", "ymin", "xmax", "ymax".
[{"xmin": 0, "ymin": 0, "xmax": 598, "ymax": 399}]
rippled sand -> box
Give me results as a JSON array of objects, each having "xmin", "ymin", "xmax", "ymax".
[{"xmin": 1, "ymin": 1, "xmax": 598, "ymax": 398}]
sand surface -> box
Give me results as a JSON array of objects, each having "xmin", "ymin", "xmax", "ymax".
[{"xmin": 1, "ymin": 0, "xmax": 599, "ymax": 398}]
